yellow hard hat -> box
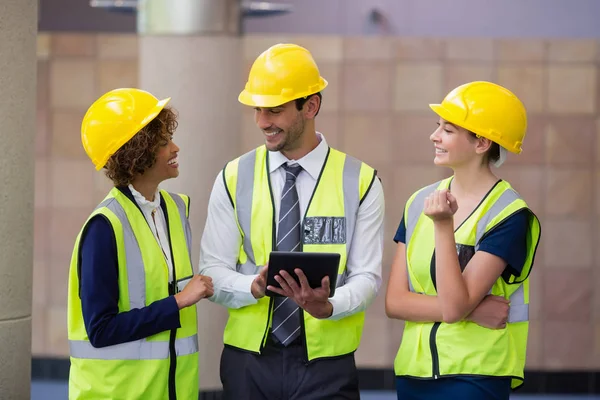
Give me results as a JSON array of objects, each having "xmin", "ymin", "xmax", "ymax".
[
  {"xmin": 81, "ymin": 88, "xmax": 171, "ymax": 170},
  {"xmin": 238, "ymin": 43, "xmax": 328, "ymax": 108},
  {"xmin": 429, "ymin": 81, "xmax": 527, "ymax": 154}
]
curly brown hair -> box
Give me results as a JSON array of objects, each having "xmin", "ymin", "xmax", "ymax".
[{"xmin": 104, "ymin": 106, "xmax": 178, "ymax": 186}]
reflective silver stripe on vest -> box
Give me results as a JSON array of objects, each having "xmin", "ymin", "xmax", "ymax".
[
  {"xmin": 69, "ymin": 334, "xmax": 199, "ymax": 360},
  {"xmin": 236, "ymin": 150, "xmax": 258, "ymax": 274},
  {"xmin": 507, "ymin": 284, "xmax": 528, "ymax": 323},
  {"xmin": 170, "ymin": 192, "xmax": 193, "ymax": 263},
  {"xmin": 105, "ymin": 198, "xmax": 147, "ymax": 311},
  {"xmin": 70, "ymin": 196, "xmax": 198, "ymax": 360},
  {"xmin": 233, "ymin": 150, "xmax": 364, "ymax": 287},
  {"xmin": 405, "ymin": 183, "xmax": 438, "ymax": 293}
]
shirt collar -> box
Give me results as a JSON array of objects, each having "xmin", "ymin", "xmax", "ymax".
[
  {"xmin": 268, "ymin": 132, "xmax": 328, "ymax": 180},
  {"xmin": 128, "ymin": 184, "xmax": 161, "ymax": 212}
]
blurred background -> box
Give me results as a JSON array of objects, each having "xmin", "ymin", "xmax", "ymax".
[{"xmin": 3, "ymin": 0, "xmax": 598, "ymax": 398}]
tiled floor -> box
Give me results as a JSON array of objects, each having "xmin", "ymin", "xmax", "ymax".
[{"xmin": 32, "ymin": 381, "xmax": 600, "ymax": 400}]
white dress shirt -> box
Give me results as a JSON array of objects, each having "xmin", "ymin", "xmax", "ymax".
[
  {"xmin": 129, "ymin": 184, "xmax": 174, "ymax": 283},
  {"xmin": 199, "ymin": 133, "xmax": 385, "ymax": 320}
]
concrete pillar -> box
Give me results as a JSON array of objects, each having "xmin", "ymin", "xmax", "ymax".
[
  {"xmin": 138, "ymin": 0, "xmax": 242, "ymax": 391},
  {"xmin": 0, "ymin": 1, "xmax": 37, "ymax": 399}
]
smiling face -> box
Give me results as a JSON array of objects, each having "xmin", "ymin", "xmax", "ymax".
[
  {"xmin": 430, "ymin": 118, "xmax": 494, "ymax": 168},
  {"xmin": 254, "ymin": 100, "xmax": 307, "ymax": 153},
  {"xmin": 143, "ymin": 135, "xmax": 180, "ymax": 182}
]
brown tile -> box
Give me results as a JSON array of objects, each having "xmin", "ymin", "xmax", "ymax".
[
  {"xmin": 51, "ymin": 34, "xmax": 96, "ymax": 57},
  {"xmin": 33, "ymin": 208, "xmax": 50, "ymax": 262},
  {"xmin": 495, "ymin": 39, "xmax": 546, "ymax": 62},
  {"xmin": 497, "ymin": 166, "xmax": 544, "ymax": 214},
  {"xmin": 354, "ymin": 315, "xmax": 391, "ymax": 367},
  {"xmin": 497, "ymin": 65, "xmax": 545, "ymax": 114},
  {"xmin": 50, "ymin": 160, "xmax": 96, "ymax": 208},
  {"xmin": 93, "ymin": 171, "xmax": 115, "ymax": 203},
  {"xmin": 242, "ymin": 35, "xmax": 293, "ymax": 62},
  {"xmin": 342, "ymin": 63, "xmax": 393, "ymax": 111},
  {"xmin": 593, "ymin": 263, "xmax": 600, "ymax": 322},
  {"xmin": 548, "ymin": 39, "xmax": 597, "ymax": 63},
  {"xmin": 505, "ymin": 117, "xmax": 545, "ymax": 165},
  {"xmin": 37, "ymin": 33, "xmax": 50, "ymax": 60},
  {"xmin": 37, "ymin": 60, "xmax": 50, "ymax": 157},
  {"xmin": 392, "ymin": 166, "xmax": 447, "ymax": 209},
  {"xmin": 290, "ymin": 35, "xmax": 344, "ymax": 63},
  {"xmin": 525, "ymin": 322, "xmax": 543, "ymax": 368},
  {"xmin": 528, "ymin": 269, "xmax": 543, "ymax": 321},
  {"xmin": 31, "ymin": 304, "xmax": 46, "ymax": 355},
  {"xmin": 546, "ymin": 117, "xmax": 595, "ymax": 165},
  {"xmin": 544, "ymin": 168, "xmax": 592, "ymax": 217},
  {"xmin": 543, "ymin": 219, "xmax": 593, "ymax": 268},
  {"xmin": 317, "ymin": 63, "xmax": 340, "ymax": 113},
  {"xmin": 394, "ymin": 63, "xmax": 443, "ymax": 112},
  {"xmin": 341, "ymin": 114, "xmax": 392, "ymax": 168},
  {"xmin": 97, "ymin": 34, "xmax": 138, "ymax": 59},
  {"xmin": 49, "ymin": 207, "xmax": 91, "ymax": 260},
  {"xmin": 49, "ymin": 256, "xmax": 70, "ymax": 307},
  {"xmin": 395, "ymin": 37, "xmax": 445, "ymax": 61},
  {"xmin": 51, "ymin": 111, "xmax": 88, "ymax": 159},
  {"xmin": 543, "ymin": 268, "xmax": 592, "ymax": 321},
  {"xmin": 445, "ymin": 38, "xmax": 494, "ymax": 62},
  {"xmin": 35, "ymin": 159, "xmax": 50, "ymax": 209},
  {"xmin": 543, "ymin": 321, "xmax": 593, "ymax": 369},
  {"xmin": 314, "ymin": 112, "xmax": 339, "ymax": 149},
  {"xmin": 32, "ymin": 258, "xmax": 47, "ymax": 308},
  {"xmin": 388, "ymin": 319, "xmax": 405, "ymax": 358},
  {"xmin": 97, "ymin": 60, "xmax": 138, "ymax": 96},
  {"xmin": 596, "ymin": 171, "xmax": 600, "ymax": 216},
  {"xmin": 548, "ymin": 66, "xmax": 597, "ymax": 114},
  {"xmin": 594, "ymin": 323, "xmax": 600, "ymax": 368},
  {"xmin": 344, "ymin": 37, "xmax": 394, "ymax": 61},
  {"xmin": 47, "ymin": 306, "xmax": 69, "ymax": 356},
  {"xmin": 240, "ymin": 108, "xmax": 262, "ymax": 154},
  {"xmin": 49, "ymin": 59, "xmax": 96, "ymax": 110},
  {"xmin": 444, "ymin": 64, "xmax": 494, "ymax": 95},
  {"xmin": 392, "ymin": 114, "xmax": 437, "ymax": 163}
]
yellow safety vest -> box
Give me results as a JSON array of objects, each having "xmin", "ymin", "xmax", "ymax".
[
  {"xmin": 394, "ymin": 177, "xmax": 540, "ymax": 390},
  {"xmin": 67, "ymin": 187, "xmax": 199, "ymax": 400},
  {"xmin": 222, "ymin": 145, "xmax": 376, "ymax": 361}
]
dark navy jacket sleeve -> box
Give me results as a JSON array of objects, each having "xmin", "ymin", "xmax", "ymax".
[
  {"xmin": 477, "ymin": 209, "xmax": 530, "ymax": 277},
  {"xmin": 80, "ymin": 215, "xmax": 181, "ymax": 348},
  {"xmin": 393, "ymin": 210, "xmax": 406, "ymax": 244}
]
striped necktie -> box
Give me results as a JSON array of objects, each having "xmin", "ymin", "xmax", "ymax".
[{"xmin": 271, "ymin": 163, "xmax": 303, "ymax": 346}]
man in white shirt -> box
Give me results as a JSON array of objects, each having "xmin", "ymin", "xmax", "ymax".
[{"xmin": 199, "ymin": 43, "xmax": 385, "ymax": 400}]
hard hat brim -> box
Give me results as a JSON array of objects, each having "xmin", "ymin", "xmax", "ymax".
[
  {"xmin": 94, "ymin": 96, "xmax": 171, "ymax": 170},
  {"xmin": 238, "ymin": 79, "xmax": 328, "ymax": 108},
  {"xmin": 429, "ymin": 103, "xmax": 522, "ymax": 155}
]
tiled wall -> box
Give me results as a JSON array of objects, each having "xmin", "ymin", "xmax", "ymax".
[{"xmin": 35, "ymin": 33, "xmax": 600, "ymax": 370}]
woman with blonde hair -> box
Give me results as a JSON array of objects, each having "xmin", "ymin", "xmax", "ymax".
[{"xmin": 386, "ymin": 81, "xmax": 541, "ymax": 400}]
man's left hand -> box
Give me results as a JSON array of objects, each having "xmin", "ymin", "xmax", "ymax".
[{"xmin": 267, "ymin": 269, "xmax": 333, "ymax": 319}]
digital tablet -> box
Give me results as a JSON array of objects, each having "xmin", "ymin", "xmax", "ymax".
[{"xmin": 265, "ymin": 251, "xmax": 341, "ymax": 298}]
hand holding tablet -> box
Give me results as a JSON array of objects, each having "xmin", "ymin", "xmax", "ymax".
[{"xmin": 265, "ymin": 251, "xmax": 341, "ymax": 319}]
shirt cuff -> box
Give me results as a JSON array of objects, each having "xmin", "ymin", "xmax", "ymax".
[
  {"xmin": 236, "ymin": 273, "xmax": 259, "ymax": 306},
  {"xmin": 326, "ymin": 295, "xmax": 347, "ymax": 321}
]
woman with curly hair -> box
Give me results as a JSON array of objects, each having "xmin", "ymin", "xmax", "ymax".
[{"xmin": 67, "ymin": 88, "xmax": 213, "ymax": 400}]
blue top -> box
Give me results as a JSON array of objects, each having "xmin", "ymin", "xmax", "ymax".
[
  {"xmin": 78, "ymin": 191, "xmax": 181, "ymax": 348},
  {"xmin": 393, "ymin": 207, "xmax": 530, "ymax": 399}
]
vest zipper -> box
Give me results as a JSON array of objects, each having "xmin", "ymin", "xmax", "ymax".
[
  {"xmin": 430, "ymin": 322, "xmax": 441, "ymax": 379},
  {"xmin": 154, "ymin": 204, "xmax": 179, "ymax": 400}
]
